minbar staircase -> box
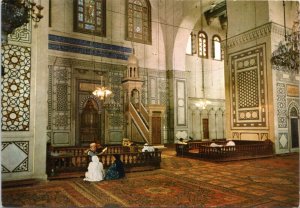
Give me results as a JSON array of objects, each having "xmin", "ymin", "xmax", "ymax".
[{"xmin": 128, "ymin": 102, "xmax": 165, "ymax": 145}]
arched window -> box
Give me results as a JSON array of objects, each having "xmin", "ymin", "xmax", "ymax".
[
  {"xmin": 74, "ymin": 0, "xmax": 106, "ymax": 36},
  {"xmin": 212, "ymin": 35, "xmax": 221, "ymax": 60},
  {"xmin": 186, "ymin": 33, "xmax": 192, "ymax": 55},
  {"xmin": 127, "ymin": 0, "xmax": 151, "ymax": 44},
  {"xmin": 198, "ymin": 31, "xmax": 208, "ymax": 58}
]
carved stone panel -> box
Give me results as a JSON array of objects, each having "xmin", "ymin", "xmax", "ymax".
[
  {"xmin": 2, "ymin": 141, "xmax": 29, "ymax": 173},
  {"xmin": 1, "ymin": 45, "xmax": 31, "ymax": 131},
  {"xmin": 229, "ymin": 44, "xmax": 268, "ymax": 129}
]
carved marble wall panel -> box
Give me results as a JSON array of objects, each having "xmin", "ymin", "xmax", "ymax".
[
  {"xmin": 51, "ymin": 66, "xmax": 71, "ymax": 130},
  {"xmin": 278, "ymin": 133, "xmax": 288, "ymax": 149},
  {"xmin": 158, "ymin": 78, "xmax": 167, "ymax": 105},
  {"xmin": 107, "ymin": 70, "xmax": 124, "ymax": 131},
  {"xmin": 1, "ymin": 45, "xmax": 31, "ymax": 131},
  {"xmin": 140, "ymin": 68, "xmax": 167, "ymax": 106},
  {"xmin": 8, "ymin": 22, "xmax": 31, "ymax": 43},
  {"xmin": 176, "ymin": 80, "xmax": 186, "ymax": 126},
  {"xmin": 2, "ymin": 141, "xmax": 29, "ymax": 173},
  {"xmin": 229, "ymin": 44, "xmax": 268, "ymax": 129},
  {"xmin": 276, "ymin": 83, "xmax": 287, "ymax": 128},
  {"xmin": 150, "ymin": 77, "xmax": 157, "ymax": 104}
]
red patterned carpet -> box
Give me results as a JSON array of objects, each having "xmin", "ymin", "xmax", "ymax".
[{"xmin": 2, "ymin": 150, "xmax": 299, "ymax": 207}]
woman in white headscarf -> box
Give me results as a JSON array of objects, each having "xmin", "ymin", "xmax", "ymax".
[{"xmin": 84, "ymin": 155, "xmax": 105, "ymax": 182}]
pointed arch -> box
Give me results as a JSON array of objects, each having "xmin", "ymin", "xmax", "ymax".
[
  {"xmin": 212, "ymin": 34, "xmax": 221, "ymax": 60},
  {"xmin": 198, "ymin": 31, "xmax": 208, "ymax": 58}
]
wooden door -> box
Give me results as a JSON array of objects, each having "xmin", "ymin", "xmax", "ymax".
[
  {"xmin": 151, "ymin": 117, "xmax": 161, "ymax": 144},
  {"xmin": 203, "ymin": 118, "xmax": 209, "ymax": 139},
  {"xmin": 291, "ymin": 118, "xmax": 299, "ymax": 148}
]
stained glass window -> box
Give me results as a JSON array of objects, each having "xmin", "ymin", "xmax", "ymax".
[
  {"xmin": 74, "ymin": 0, "xmax": 106, "ymax": 36},
  {"xmin": 127, "ymin": 0, "xmax": 151, "ymax": 44},
  {"xmin": 212, "ymin": 35, "xmax": 221, "ymax": 60},
  {"xmin": 198, "ymin": 31, "xmax": 208, "ymax": 58}
]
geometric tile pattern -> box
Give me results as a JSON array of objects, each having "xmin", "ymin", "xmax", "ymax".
[
  {"xmin": 229, "ymin": 44, "xmax": 268, "ymax": 128},
  {"xmin": 51, "ymin": 66, "xmax": 71, "ymax": 130},
  {"xmin": 140, "ymin": 69, "xmax": 148, "ymax": 105},
  {"xmin": 8, "ymin": 21, "xmax": 31, "ymax": 43},
  {"xmin": 237, "ymin": 69, "xmax": 258, "ymax": 108},
  {"xmin": 47, "ymin": 66, "xmax": 53, "ymax": 130},
  {"xmin": 1, "ymin": 45, "xmax": 31, "ymax": 131},
  {"xmin": 276, "ymin": 83, "xmax": 287, "ymax": 128},
  {"xmin": 158, "ymin": 78, "xmax": 167, "ymax": 105},
  {"xmin": 109, "ymin": 70, "xmax": 123, "ymax": 107},
  {"xmin": 1, "ymin": 141, "xmax": 29, "ymax": 173},
  {"xmin": 56, "ymin": 84, "xmax": 68, "ymax": 111},
  {"xmin": 107, "ymin": 70, "xmax": 123, "ymax": 127},
  {"xmin": 279, "ymin": 133, "xmax": 288, "ymax": 149},
  {"xmin": 109, "ymin": 115, "xmax": 123, "ymax": 127}
]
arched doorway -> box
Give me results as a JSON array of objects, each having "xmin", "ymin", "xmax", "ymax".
[{"xmin": 289, "ymin": 106, "xmax": 299, "ymax": 151}]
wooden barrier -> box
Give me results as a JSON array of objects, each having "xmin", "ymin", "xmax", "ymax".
[
  {"xmin": 47, "ymin": 145, "xmax": 161, "ymax": 179},
  {"xmin": 176, "ymin": 139, "xmax": 274, "ymax": 162}
]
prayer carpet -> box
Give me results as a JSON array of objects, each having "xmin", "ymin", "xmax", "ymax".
[{"xmin": 2, "ymin": 152, "xmax": 299, "ymax": 207}]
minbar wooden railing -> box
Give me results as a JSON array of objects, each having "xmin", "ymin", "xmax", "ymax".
[
  {"xmin": 176, "ymin": 140, "xmax": 274, "ymax": 162},
  {"xmin": 129, "ymin": 103, "xmax": 150, "ymax": 142},
  {"xmin": 140, "ymin": 103, "xmax": 149, "ymax": 126},
  {"xmin": 47, "ymin": 145, "xmax": 161, "ymax": 179}
]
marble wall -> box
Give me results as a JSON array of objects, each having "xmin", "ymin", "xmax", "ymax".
[{"xmin": 1, "ymin": 0, "xmax": 49, "ymax": 181}]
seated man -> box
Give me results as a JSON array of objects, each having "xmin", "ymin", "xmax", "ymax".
[
  {"xmin": 84, "ymin": 155, "xmax": 105, "ymax": 182},
  {"xmin": 177, "ymin": 138, "xmax": 187, "ymax": 145},
  {"xmin": 226, "ymin": 140, "xmax": 235, "ymax": 146},
  {"xmin": 85, "ymin": 143, "xmax": 98, "ymax": 162},
  {"xmin": 142, "ymin": 143, "xmax": 155, "ymax": 152},
  {"xmin": 210, "ymin": 142, "xmax": 223, "ymax": 147}
]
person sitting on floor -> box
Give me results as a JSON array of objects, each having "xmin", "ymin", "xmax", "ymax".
[
  {"xmin": 142, "ymin": 143, "xmax": 155, "ymax": 152},
  {"xmin": 210, "ymin": 142, "xmax": 223, "ymax": 147},
  {"xmin": 177, "ymin": 138, "xmax": 187, "ymax": 145},
  {"xmin": 83, "ymin": 155, "xmax": 105, "ymax": 182},
  {"xmin": 105, "ymin": 154, "xmax": 125, "ymax": 180},
  {"xmin": 226, "ymin": 140, "xmax": 236, "ymax": 146},
  {"xmin": 85, "ymin": 143, "xmax": 98, "ymax": 162}
]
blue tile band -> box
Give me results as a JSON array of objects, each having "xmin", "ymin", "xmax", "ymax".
[{"xmin": 49, "ymin": 34, "xmax": 132, "ymax": 60}]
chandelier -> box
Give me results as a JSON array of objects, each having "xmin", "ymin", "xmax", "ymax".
[
  {"xmin": 195, "ymin": 99, "xmax": 211, "ymax": 110},
  {"xmin": 1, "ymin": 0, "xmax": 44, "ymax": 44},
  {"xmin": 92, "ymin": 86, "xmax": 112, "ymax": 100},
  {"xmin": 271, "ymin": 2, "xmax": 300, "ymax": 73}
]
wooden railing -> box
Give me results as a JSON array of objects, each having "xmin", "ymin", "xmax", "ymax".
[
  {"xmin": 47, "ymin": 145, "xmax": 161, "ymax": 179},
  {"xmin": 176, "ymin": 140, "xmax": 274, "ymax": 161},
  {"xmin": 129, "ymin": 103, "xmax": 150, "ymax": 142},
  {"xmin": 140, "ymin": 103, "xmax": 149, "ymax": 125}
]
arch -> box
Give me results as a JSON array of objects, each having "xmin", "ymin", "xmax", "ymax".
[
  {"xmin": 80, "ymin": 95, "xmax": 102, "ymax": 113},
  {"xmin": 288, "ymin": 101, "xmax": 299, "ymax": 149},
  {"xmin": 288, "ymin": 101, "xmax": 299, "ymax": 116},
  {"xmin": 172, "ymin": 14, "xmax": 200, "ymax": 71},
  {"xmin": 198, "ymin": 31, "xmax": 208, "ymax": 58},
  {"xmin": 212, "ymin": 34, "xmax": 222, "ymax": 60}
]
